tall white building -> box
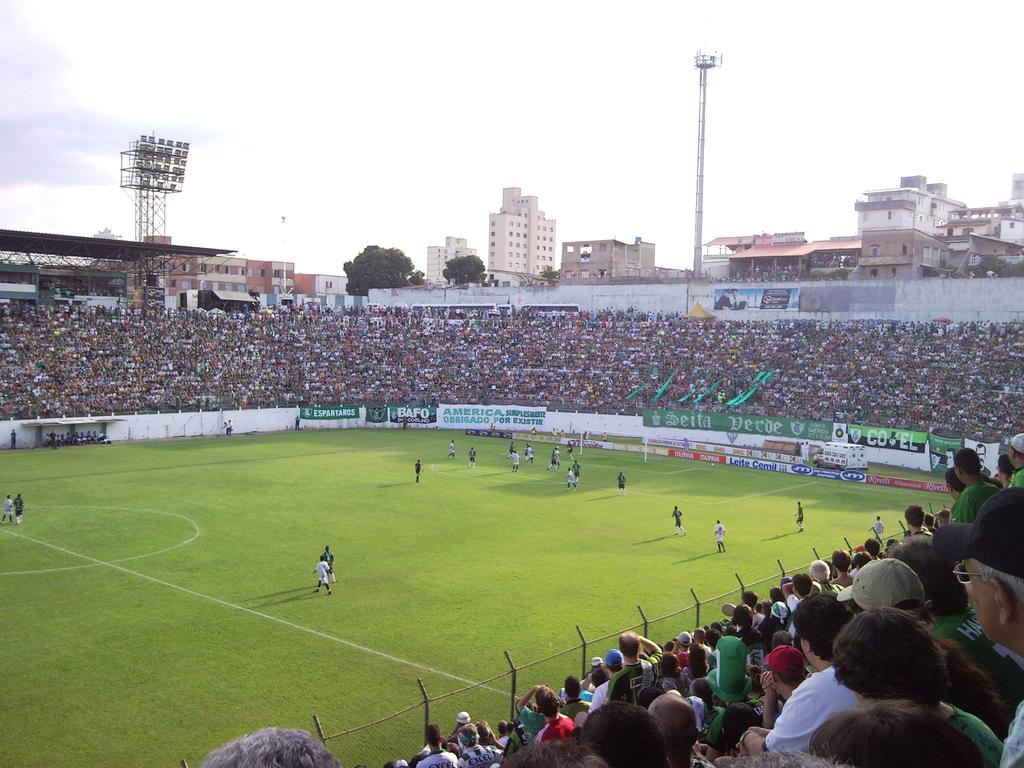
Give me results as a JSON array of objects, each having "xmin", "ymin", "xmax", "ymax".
[
  {"xmin": 487, "ymin": 187, "xmax": 557, "ymax": 275},
  {"xmin": 855, "ymin": 175, "xmax": 964, "ymax": 236},
  {"xmin": 426, "ymin": 236, "xmax": 477, "ymax": 284}
]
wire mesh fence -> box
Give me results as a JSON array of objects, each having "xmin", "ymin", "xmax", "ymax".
[{"xmin": 313, "ymin": 545, "xmax": 851, "ymax": 767}]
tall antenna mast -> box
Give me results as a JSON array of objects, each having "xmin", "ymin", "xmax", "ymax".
[{"xmin": 693, "ymin": 52, "xmax": 721, "ymax": 278}]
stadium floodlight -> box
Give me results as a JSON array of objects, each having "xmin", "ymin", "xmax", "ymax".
[{"xmin": 120, "ymin": 134, "xmax": 190, "ymax": 242}]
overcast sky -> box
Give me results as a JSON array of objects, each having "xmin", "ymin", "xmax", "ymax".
[{"xmin": 2, "ymin": 0, "xmax": 1022, "ymax": 274}]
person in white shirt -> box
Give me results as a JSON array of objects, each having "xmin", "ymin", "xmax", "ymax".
[
  {"xmin": 566, "ymin": 468, "xmax": 576, "ymax": 489},
  {"xmin": 314, "ymin": 557, "xmax": 332, "ymax": 595},
  {"xmin": 448, "ymin": 440, "xmax": 456, "ymax": 459},
  {"xmin": 511, "ymin": 450, "xmax": 520, "ymax": 473},
  {"xmin": 2, "ymin": 495, "xmax": 12, "ymax": 524},
  {"xmin": 872, "ymin": 516, "xmax": 885, "ymax": 540},
  {"xmin": 588, "ymin": 651, "xmax": 622, "ymax": 713},
  {"xmin": 715, "ymin": 521, "xmax": 726, "ymax": 553},
  {"xmin": 738, "ymin": 593, "xmax": 858, "ymax": 755}
]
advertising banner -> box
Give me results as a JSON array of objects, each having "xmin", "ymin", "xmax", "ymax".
[
  {"xmin": 847, "ymin": 424, "xmax": 927, "ymax": 454},
  {"xmin": 964, "ymin": 439, "xmax": 1000, "ymax": 476},
  {"xmin": 645, "ymin": 409, "xmax": 832, "ymax": 442},
  {"xmin": 667, "ymin": 448, "xmax": 726, "ymax": 464},
  {"xmin": 866, "ymin": 474, "xmax": 949, "ymax": 494},
  {"xmin": 365, "ymin": 405, "xmax": 388, "ymax": 424},
  {"xmin": 650, "ymin": 437, "xmax": 802, "ymax": 464},
  {"xmin": 388, "ymin": 405, "xmax": 437, "ymax": 424},
  {"xmin": 788, "ymin": 464, "xmax": 866, "ymax": 483},
  {"xmin": 928, "ymin": 433, "xmax": 964, "ymax": 474},
  {"xmin": 299, "ymin": 405, "xmax": 360, "ymax": 420},
  {"xmin": 727, "ymin": 456, "xmax": 790, "ymax": 473},
  {"xmin": 713, "ymin": 287, "xmax": 799, "ymax": 311},
  {"xmin": 831, "ymin": 422, "xmax": 848, "ymax": 442},
  {"xmin": 437, "ymin": 404, "xmax": 547, "ymax": 428}
]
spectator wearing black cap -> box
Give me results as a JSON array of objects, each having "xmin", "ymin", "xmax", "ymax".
[
  {"xmin": 951, "ymin": 448, "xmax": 1001, "ymax": 523},
  {"xmin": 739, "ymin": 594, "xmax": 857, "ymax": 756},
  {"xmin": 890, "ymin": 537, "xmax": 1024, "ymax": 711},
  {"xmin": 935, "ymin": 487, "xmax": 1024, "ymax": 768},
  {"xmin": 831, "ymin": 608, "xmax": 1004, "ymax": 768}
]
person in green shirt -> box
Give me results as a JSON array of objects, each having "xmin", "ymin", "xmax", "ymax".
[
  {"xmin": 890, "ymin": 537, "xmax": 1024, "ymax": 711},
  {"xmin": 607, "ymin": 632, "xmax": 662, "ymax": 705},
  {"xmin": 1009, "ymin": 434, "xmax": 1024, "ymax": 487},
  {"xmin": 950, "ymin": 448, "xmax": 1000, "ymax": 524},
  {"xmin": 321, "ymin": 545, "xmax": 336, "ymax": 584}
]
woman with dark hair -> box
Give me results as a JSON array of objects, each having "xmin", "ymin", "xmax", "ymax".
[
  {"xmin": 831, "ymin": 608, "xmax": 1004, "ymax": 768},
  {"xmin": 656, "ymin": 652, "xmax": 688, "ymax": 695},
  {"xmin": 810, "ymin": 700, "xmax": 985, "ymax": 768},
  {"xmin": 683, "ymin": 644, "xmax": 709, "ymax": 684},
  {"xmin": 996, "ymin": 453, "xmax": 1016, "ymax": 487}
]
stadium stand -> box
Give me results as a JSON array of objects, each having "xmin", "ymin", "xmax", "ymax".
[{"xmin": 1, "ymin": 305, "xmax": 1021, "ymax": 439}]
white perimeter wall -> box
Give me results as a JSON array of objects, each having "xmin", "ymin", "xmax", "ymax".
[
  {"xmin": 369, "ymin": 277, "xmax": 1024, "ymax": 322},
  {"xmin": 3, "ymin": 406, "xmax": 999, "ymax": 476}
]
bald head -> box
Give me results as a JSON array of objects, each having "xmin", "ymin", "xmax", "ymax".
[{"xmin": 648, "ymin": 695, "xmax": 697, "ymax": 768}]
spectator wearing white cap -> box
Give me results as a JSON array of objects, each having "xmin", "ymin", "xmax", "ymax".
[
  {"xmin": 589, "ymin": 650, "xmax": 624, "ymax": 713},
  {"xmin": 447, "ymin": 712, "xmax": 472, "ymax": 744},
  {"xmin": 582, "ymin": 657, "xmax": 605, "ymax": 692},
  {"xmin": 1009, "ymin": 434, "xmax": 1024, "ymax": 488}
]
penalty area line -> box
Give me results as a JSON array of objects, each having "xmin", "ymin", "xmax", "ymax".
[{"xmin": 0, "ymin": 528, "xmax": 503, "ymax": 695}]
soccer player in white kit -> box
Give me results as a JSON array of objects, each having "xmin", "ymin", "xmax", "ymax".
[
  {"xmin": 511, "ymin": 450, "xmax": 520, "ymax": 473},
  {"xmin": 448, "ymin": 440, "xmax": 456, "ymax": 459},
  {"xmin": 872, "ymin": 516, "xmax": 884, "ymax": 540},
  {"xmin": 525, "ymin": 444, "xmax": 534, "ymax": 464},
  {"xmin": 566, "ymin": 468, "xmax": 577, "ymax": 489},
  {"xmin": 715, "ymin": 520, "xmax": 726, "ymax": 553},
  {"xmin": 314, "ymin": 557, "xmax": 332, "ymax": 595},
  {"xmin": 2, "ymin": 495, "xmax": 12, "ymax": 524}
]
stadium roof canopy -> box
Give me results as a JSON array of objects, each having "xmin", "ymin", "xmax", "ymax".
[{"xmin": 0, "ymin": 228, "xmax": 235, "ymax": 270}]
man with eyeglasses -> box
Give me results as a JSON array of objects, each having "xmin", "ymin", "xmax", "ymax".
[{"xmin": 935, "ymin": 488, "xmax": 1024, "ymax": 768}]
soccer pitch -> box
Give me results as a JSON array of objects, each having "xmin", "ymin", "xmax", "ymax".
[{"xmin": 0, "ymin": 429, "xmax": 943, "ymax": 767}]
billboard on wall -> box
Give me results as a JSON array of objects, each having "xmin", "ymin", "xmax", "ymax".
[
  {"xmin": 713, "ymin": 287, "xmax": 799, "ymax": 311},
  {"xmin": 299, "ymin": 405, "xmax": 360, "ymax": 420},
  {"xmin": 847, "ymin": 424, "xmax": 927, "ymax": 454},
  {"xmin": 928, "ymin": 433, "xmax": 963, "ymax": 474},
  {"xmin": 644, "ymin": 409, "xmax": 832, "ymax": 442},
  {"xmin": 388, "ymin": 405, "xmax": 437, "ymax": 424},
  {"xmin": 437, "ymin": 404, "xmax": 547, "ymax": 428}
]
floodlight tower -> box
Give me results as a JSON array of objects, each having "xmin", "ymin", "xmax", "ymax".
[
  {"xmin": 693, "ymin": 52, "xmax": 721, "ymax": 279},
  {"xmin": 120, "ymin": 135, "xmax": 190, "ymax": 242}
]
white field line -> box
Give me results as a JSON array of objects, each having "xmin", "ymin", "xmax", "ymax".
[
  {"xmin": 0, "ymin": 527, "xmax": 504, "ymax": 695},
  {"xmin": 0, "ymin": 505, "xmax": 201, "ymax": 576}
]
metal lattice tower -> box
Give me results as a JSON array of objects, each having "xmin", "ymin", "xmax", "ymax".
[
  {"xmin": 120, "ymin": 135, "xmax": 190, "ymax": 242},
  {"xmin": 693, "ymin": 52, "xmax": 721, "ymax": 279}
]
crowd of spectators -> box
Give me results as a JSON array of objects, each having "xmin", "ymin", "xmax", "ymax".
[{"xmin": 1, "ymin": 305, "xmax": 1020, "ymax": 439}]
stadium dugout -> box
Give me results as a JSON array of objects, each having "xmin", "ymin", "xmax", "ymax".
[{"xmin": 21, "ymin": 416, "xmax": 122, "ymax": 447}]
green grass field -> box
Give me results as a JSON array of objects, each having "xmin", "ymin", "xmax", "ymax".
[{"xmin": 0, "ymin": 429, "xmax": 947, "ymax": 767}]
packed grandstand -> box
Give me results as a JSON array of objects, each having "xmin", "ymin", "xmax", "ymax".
[{"xmin": 1, "ymin": 304, "xmax": 1021, "ymax": 441}]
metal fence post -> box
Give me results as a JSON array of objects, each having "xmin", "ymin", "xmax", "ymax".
[
  {"xmin": 734, "ymin": 572, "xmax": 745, "ymax": 600},
  {"xmin": 417, "ymin": 678, "xmax": 430, "ymax": 735},
  {"xmin": 897, "ymin": 520, "xmax": 908, "ymax": 536},
  {"xmin": 576, "ymin": 625, "xmax": 587, "ymax": 679},
  {"xmin": 504, "ymin": 650, "xmax": 517, "ymax": 721},
  {"xmin": 812, "ymin": 547, "xmax": 821, "ymax": 561},
  {"xmin": 844, "ymin": 536, "xmax": 854, "ymax": 551},
  {"xmin": 690, "ymin": 588, "xmax": 701, "ymax": 629},
  {"xmin": 777, "ymin": 559, "xmax": 786, "ymax": 578},
  {"xmin": 312, "ymin": 713, "xmax": 326, "ymax": 743},
  {"xmin": 637, "ymin": 605, "xmax": 649, "ymax": 637}
]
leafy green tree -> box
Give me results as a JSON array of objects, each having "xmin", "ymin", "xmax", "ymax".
[
  {"xmin": 539, "ymin": 266, "xmax": 560, "ymax": 284},
  {"xmin": 343, "ymin": 246, "xmax": 417, "ymax": 296},
  {"xmin": 409, "ymin": 270, "xmax": 425, "ymax": 286},
  {"xmin": 442, "ymin": 254, "xmax": 487, "ymax": 285}
]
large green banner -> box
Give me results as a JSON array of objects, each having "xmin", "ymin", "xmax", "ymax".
[
  {"xmin": 299, "ymin": 405, "xmax": 360, "ymax": 421},
  {"xmin": 643, "ymin": 409, "xmax": 832, "ymax": 441},
  {"xmin": 929, "ymin": 433, "xmax": 964, "ymax": 473},
  {"xmin": 848, "ymin": 423, "xmax": 927, "ymax": 454}
]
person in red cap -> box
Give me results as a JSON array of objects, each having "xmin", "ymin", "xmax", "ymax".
[{"xmin": 737, "ymin": 594, "xmax": 858, "ymax": 755}]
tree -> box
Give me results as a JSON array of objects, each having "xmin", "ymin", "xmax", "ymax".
[
  {"xmin": 539, "ymin": 266, "xmax": 560, "ymax": 284},
  {"xmin": 442, "ymin": 254, "xmax": 487, "ymax": 285},
  {"xmin": 343, "ymin": 246, "xmax": 417, "ymax": 296},
  {"xmin": 409, "ymin": 270, "xmax": 425, "ymax": 286}
]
